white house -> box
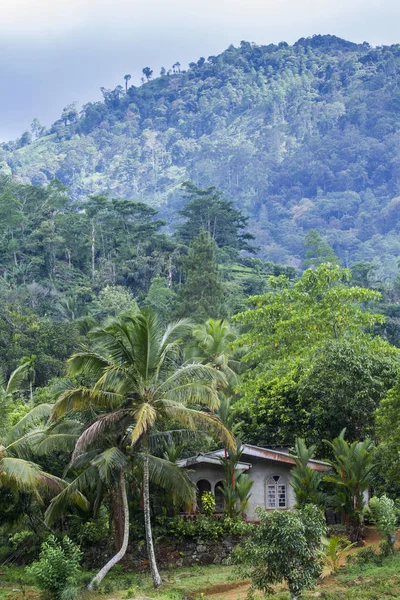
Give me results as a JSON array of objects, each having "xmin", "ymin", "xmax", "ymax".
[{"xmin": 177, "ymin": 443, "xmax": 331, "ymax": 521}]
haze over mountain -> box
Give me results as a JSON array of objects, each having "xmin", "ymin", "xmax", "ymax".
[{"xmin": 3, "ymin": 34, "xmax": 400, "ymax": 275}]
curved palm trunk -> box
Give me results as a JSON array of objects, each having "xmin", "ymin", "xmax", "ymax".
[
  {"xmin": 143, "ymin": 452, "xmax": 162, "ymax": 588},
  {"xmin": 88, "ymin": 470, "xmax": 129, "ymax": 590}
]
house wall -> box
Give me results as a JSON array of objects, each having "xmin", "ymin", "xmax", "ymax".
[
  {"xmin": 242, "ymin": 455, "xmax": 296, "ymax": 520},
  {"xmin": 185, "ymin": 456, "xmax": 297, "ymax": 521},
  {"xmin": 188, "ymin": 463, "xmax": 227, "ymax": 495}
]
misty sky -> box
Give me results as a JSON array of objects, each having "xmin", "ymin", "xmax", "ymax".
[{"xmin": 1, "ymin": 0, "xmax": 400, "ymax": 141}]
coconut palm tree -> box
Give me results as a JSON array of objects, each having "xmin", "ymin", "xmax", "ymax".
[
  {"xmin": 124, "ymin": 74, "xmax": 131, "ymax": 93},
  {"xmin": 0, "ymin": 404, "xmax": 66, "ymax": 503},
  {"xmin": 43, "ymin": 413, "xmax": 196, "ymax": 590},
  {"xmin": 185, "ymin": 318, "xmax": 241, "ymax": 387},
  {"xmin": 51, "ymin": 310, "xmax": 234, "ymax": 588}
]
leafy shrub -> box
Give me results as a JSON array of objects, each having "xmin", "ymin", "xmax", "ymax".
[
  {"xmin": 155, "ymin": 515, "xmax": 251, "ymax": 541},
  {"xmin": 26, "ymin": 535, "xmax": 82, "ymax": 600},
  {"xmin": 7, "ymin": 529, "xmax": 46, "ymax": 562},
  {"xmin": 365, "ymin": 495, "xmax": 398, "ymax": 551},
  {"xmin": 201, "ymin": 492, "xmax": 216, "ymax": 517},
  {"xmin": 380, "ymin": 539, "xmax": 395, "ymax": 557},
  {"xmin": 231, "ymin": 505, "xmax": 326, "ymax": 600},
  {"xmin": 74, "ymin": 507, "xmax": 109, "ymax": 546},
  {"xmin": 351, "ymin": 545, "xmax": 383, "ymax": 566}
]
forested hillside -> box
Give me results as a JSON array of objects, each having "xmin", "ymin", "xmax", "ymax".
[{"xmin": 3, "ymin": 35, "xmax": 400, "ymax": 274}]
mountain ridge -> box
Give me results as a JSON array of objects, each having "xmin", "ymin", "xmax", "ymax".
[{"xmin": 2, "ymin": 34, "xmax": 400, "ymax": 274}]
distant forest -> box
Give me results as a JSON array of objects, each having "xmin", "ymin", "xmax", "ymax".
[{"xmin": 2, "ymin": 34, "xmax": 400, "ymax": 275}]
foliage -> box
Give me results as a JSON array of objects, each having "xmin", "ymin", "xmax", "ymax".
[
  {"xmin": 323, "ymin": 535, "xmax": 355, "ymax": 575},
  {"xmin": 349, "ymin": 544, "xmax": 383, "ymax": 567},
  {"xmin": 231, "ymin": 504, "xmax": 326, "ymax": 600},
  {"xmin": 234, "ymin": 264, "xmax": 392, "ymax": 448},
  {"xmin": 176, "ymin": 182, "xmax": 255, "ymax": 255},
  {"xmin": 303, "ymin": 230, "xmax": 340, "ymax": 268},
  {"xmin": 201, "ymin": 491, "xmax": 216, "ymax": 517},
  {"xmin": 6, "ymin": 37, "xmax": 400, "ymax": 276},
  {"xmin": 365, "ymin": 495, "xmax": 398, "ymax": 550},
  {"xmin": 217, "ymin": 440, "xmax": 253, "ymax": 518},
  {"xmin": 155, "ymin": 514, "xmax": 251, "ymax": 542},
  {"xmin": 375, "ymin": 384, "xmax": 400, "ymax": 492},
  {"xmin": 174, "ymin": 229, "xmax": 226, "ymax": 322},
  {"xmin": 290, "ymin": 438, "xmax": 326, "ymax": 508},
  {"xmin": 26, "ymin": 535, "xmax": 82, "ymax": 600},
  {"xmin": 324, "ymin": 430, "xmax": 374, "ymax": 541}
]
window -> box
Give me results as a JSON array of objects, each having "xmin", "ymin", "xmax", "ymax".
[{"xmin": 266, "ymin": 475, "xmax": 286, "ymax": 509}]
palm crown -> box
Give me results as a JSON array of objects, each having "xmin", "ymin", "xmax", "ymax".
[{"xmin": 53, "ymin": 311, "xmax": 234, "ymax": 450}]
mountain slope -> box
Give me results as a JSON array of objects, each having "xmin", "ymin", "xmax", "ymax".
[{"xmin": 3, "ymin": 34, "xmax": 400, "ymax": 274}]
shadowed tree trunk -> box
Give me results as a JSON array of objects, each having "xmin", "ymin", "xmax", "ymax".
[
  {"xmin": 110, "ymin": 480, "xmax": 124, "ymax": 551},
  {"xmin": 88, "ymin": 470, "xmax": 129, "ymax": 590},
  {"xmin": 143, "ymin": 451, "xmax": 162, "ymax": 588}
]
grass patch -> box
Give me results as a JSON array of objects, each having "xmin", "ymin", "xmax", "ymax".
[{"xmin": 3, "ymin": 552, "xmax": 400, "ymax": 600}]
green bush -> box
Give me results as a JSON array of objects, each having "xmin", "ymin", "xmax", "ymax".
[
  {"xmin": 231, "ymin": 505, "xmax": 326, "ymax": 600},
  {"xmin": 351, "ymin": 545, "xmax": 383, "ymax": 566},
  {"xmin": 155, "ymin": 515, "xmax": 251, "ymax": 541},
  {"xmin": 26, "ymin": 535, "xmax": 82, "ymax": 600},
  {"xmin": 201, "ymin": 492, "xmax": 216, "ymax": 517},
  {"xmin": 366, "ymin": 495, "xmax": 398, "ymax": 550}
]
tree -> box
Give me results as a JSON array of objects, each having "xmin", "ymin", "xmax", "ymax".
[
  {"xmin": 374, "ymin": 384, "xmax": 400, "ymax": 495},
  {"xmin": 232, "ymin": 505, "xmax": 326, "ymax": 600},
  {"xmin": 234, "ymin": 265, "xmax": 386, "ymax": 447},
  {"xmin": 142, "ymin": 67, "xmax": 153, "ymax": 81},
  {"xmin": 290, "ymin": 438, "xmax": 325, "ymax": 508},
  {"xmin": 123, "ymin": 74, "xmax": 131, "ymax": 93},
  {"xmin": 51, "ymin": 310, "xmax": 233, "ymax": 588},
  {"xmin": 303, "ymin": 230, "xmax": 339, "ymax": 268},
  {"xmin": 176, "ymin": 182, "xmax": 255, "ymax": 254},
  {"xmin": 185, "ymin": 318, "xmax": 240, "ymax": 387},
  {"xmin": 324, "ymin": 430, "xmax": 373, "ymax": 541},
  {"xmin": 174, "ymin": 230, "xmax": 226, "ymax": 322},
  {"xmin": 289, "ymin": 335, "xmax": 400, "ymax": 447}
]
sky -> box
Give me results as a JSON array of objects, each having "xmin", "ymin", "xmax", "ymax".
[{"xmin": 1, "ymin": 0, "xmax": 400, "ymax": 141}]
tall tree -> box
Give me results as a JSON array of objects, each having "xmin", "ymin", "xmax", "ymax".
[
  {"xmin": 51, "ymin": 310, "xmax": 233, "ymax": 588},
  {"xmin": 234, "ymin": 264, "xmax": 390, "ymax": 448},
  {"xmin": 303, "ymin": 230, "xmax": 340, "ymax": 268},
  {"xmin": 175, "ymin": 230, "xmax": 226, "ymax": 322},
  {"xmin": 123, "ymin": 74, "xmax": 131, "ymax": 93},
  {"xmin": 176, "ymin": 182, "xmax": 255, "ymax": 254}
]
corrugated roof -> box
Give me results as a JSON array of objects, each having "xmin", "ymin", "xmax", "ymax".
[{"xmin": 178, "ymin": 443, "xmax": 330, "ymax": 472}]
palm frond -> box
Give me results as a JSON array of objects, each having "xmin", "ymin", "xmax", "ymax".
[
  {"xmin": 162, "ymin": 402, "xmax": 235, "ymax": 449},
  {"xmin": 131, "ymin": 403, "xmax": 157, "ymax": 445},
  {"xmin": 91, "ymin": 447, "xmax": 127, "ymax": 483},
  {"xmin": 37, "ymin": 434, "xmax": 81, "ymax": 455},
  {"xmin": 52, "ymin": 387, "xmax": 122, "ymax": 419},
  {"xmin": 139, "ymin": 453, "xmax": 196, "ymax": 507},
  {"xmin": 71, "ymin": 409, "xmax": 132, "ymax": 463},
  {"xmin": 45, "ymin": 469, "xmax": 94, "ymax": 524},
  {"xmin": 5, "ymin": 362, "xmax": 29, "ymax": 395},
  {"xmin": 1, "ymin": 457, "xmax": 64, "ymax": 496},
  {"xmin": 67, "ymin": 351, "xmax": 112, "ymax": 378},
  {"xmin": 7, "ymin": 404, "xmax": 52, "ymax": 442}
]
